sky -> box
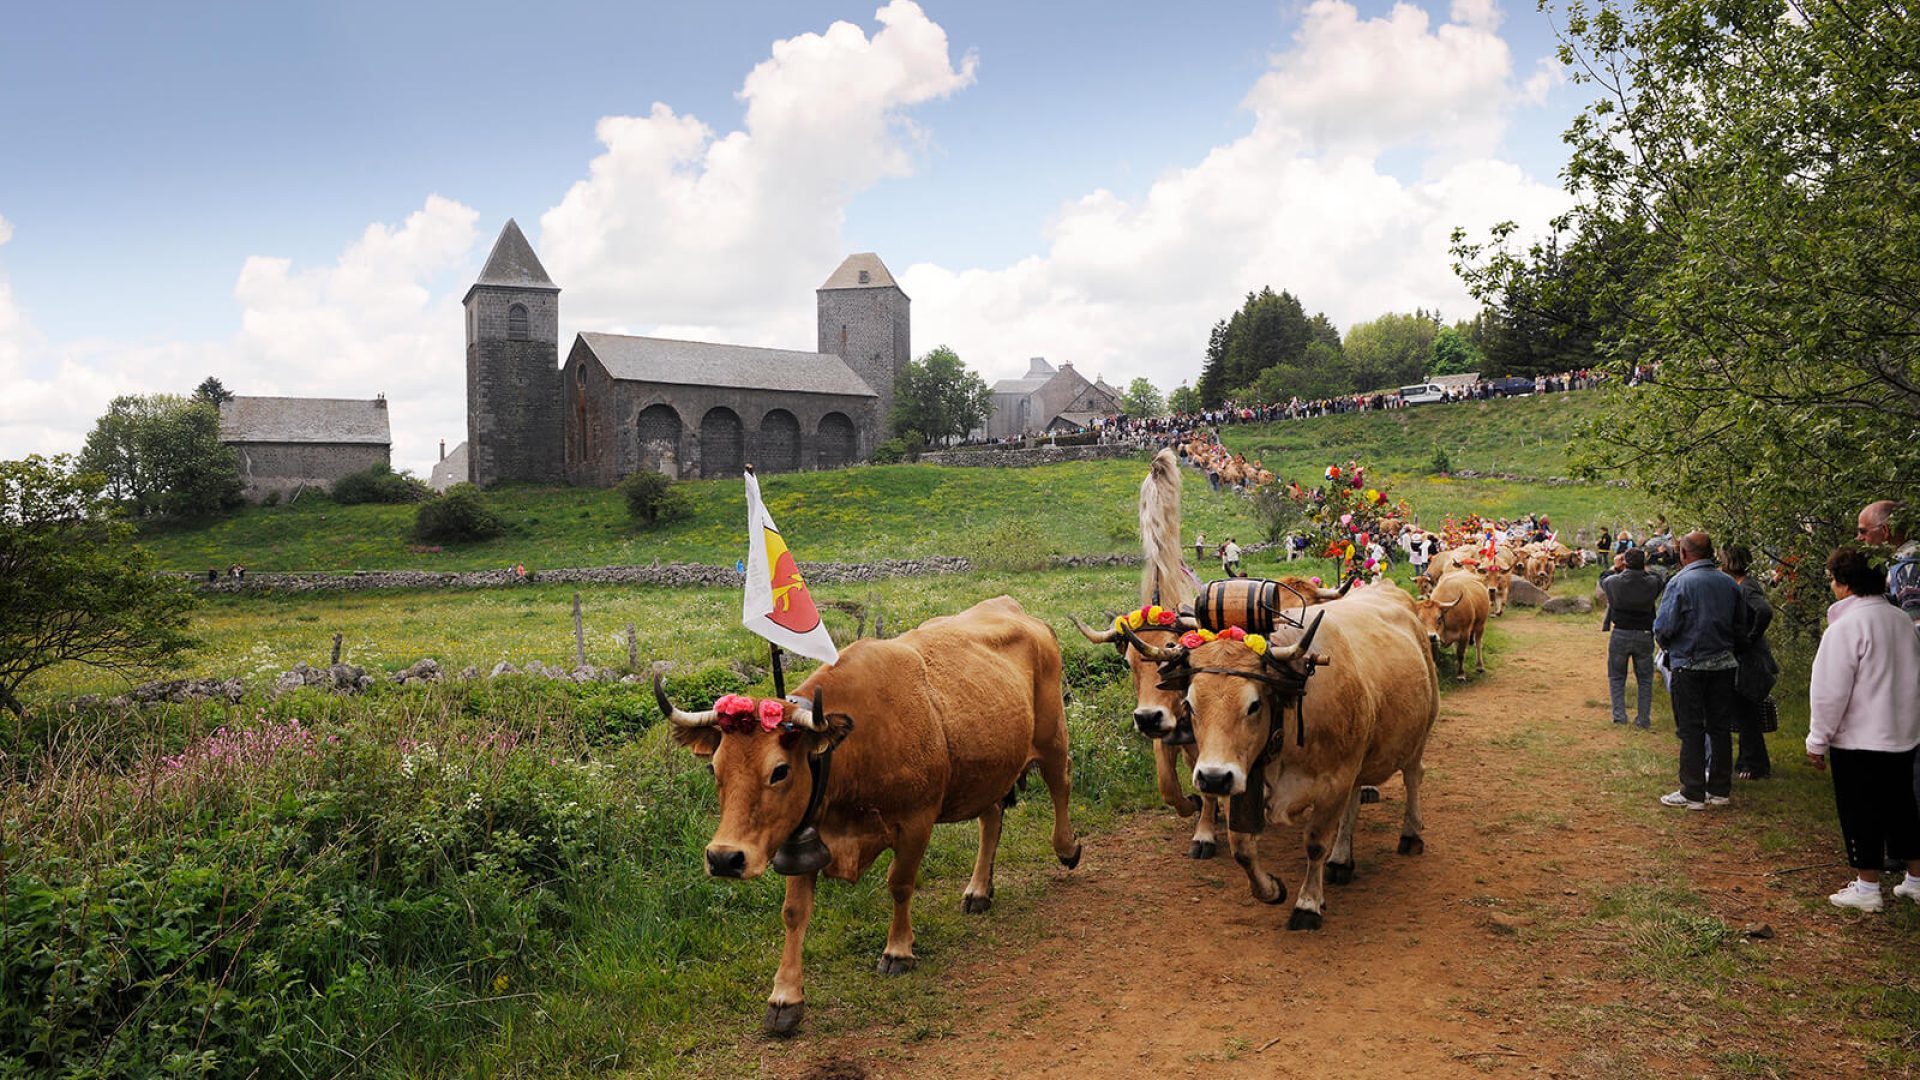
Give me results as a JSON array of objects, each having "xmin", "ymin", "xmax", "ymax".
[{"xmin": 0, "ymin": 0, "xmax": 1583, "ymax": 476}]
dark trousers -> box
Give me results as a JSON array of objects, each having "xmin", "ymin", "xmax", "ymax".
[
  {"xmin": 1733, "ymin": 693, "xmax": 1771, "ymax": 778},
  {"xmin": 1670, "ymin": 667, "xmax": 1736, "ymax": 801},
  {"xmin": 1607, "ymin": 629, "xmax": 1654, "ymax": 726},
  {"xmin": 1830, "ymin": 746, "xmax": 1920, "ymax": 871}
]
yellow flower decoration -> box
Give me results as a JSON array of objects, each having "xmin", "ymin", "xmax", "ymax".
[
  {"xmin": 1197, "ymin": 628, "xmax": 1217, "ymax": 642},
  {"xmin": 1365, "ymin": 488, "xmax": 1379, "ymax": 502},
  {"xmin": 1147, "ymin": 604, "xmax": 1164, "ymax": 622},
  {"xmin": 1127, "ymin": 610, "xmax": 1146, "ymax": 629},
  {"xmin": 1244, "ymin": 634, "xmax": 1267, "ymax": 653},
  {"xmin": 1113, "ymin": 614, "xmax": 1128, "ymax": 632}
]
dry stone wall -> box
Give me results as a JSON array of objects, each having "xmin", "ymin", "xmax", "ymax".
[
  {"xmin": 184, "ymin": 557, "xmax": 973, "ymax": 594},
  {"xmin": 920, "ymin": 443, "xmax": 1143, "ymax": 468}
]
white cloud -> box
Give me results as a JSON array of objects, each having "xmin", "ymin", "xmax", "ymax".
[
  {"xmin": 905, "ymin": 0, "xmax": 1569, "ymax": 395},
  {"xmin": 538, "ymin": 0, "xmax": 975, "ymax": 342}
]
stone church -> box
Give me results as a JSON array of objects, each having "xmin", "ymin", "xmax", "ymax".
[
  {"xmin": 461, "ymin": 220, "xmax": 908, "ymax": 487},
  {"xmin": 985, "ymin": 357, "xmax": 1124, "ymax": 440}
]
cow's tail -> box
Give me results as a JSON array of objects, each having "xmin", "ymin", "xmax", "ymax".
[{"xmin": 1140, "ymin": 448, "xmax": 1194, "ymax": 609}]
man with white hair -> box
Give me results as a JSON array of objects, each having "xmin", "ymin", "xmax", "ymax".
[{"xmin": 1859, "ymin": 500, "xmax": 1920, "ymax": 624}]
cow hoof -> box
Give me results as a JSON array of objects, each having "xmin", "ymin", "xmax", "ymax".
[
  {"xmin": 1398, "ymin": 835, "xmax": 1425, "ymax": 856},
  {"xmin": 1326, "ymin": 860, "xmax": 1355, "ymax": 885},
  {"xmin": 1358, "ymin": 786, "xmax": 1382, "ymax": 805},
  {"xmin": 1185, "ymin": 794, "xmax": 1203, "ymax": 815},
  {"xmin": 763, "ymin": 1001, "xmax": 805, "ymax": 1036},
  {"xmin": 1455, "ymin": 672, "xmax": 1469, "ymax": 683},
  {"xmin": 962, "ymin": 892, "xmax": 993, "ymax": 915},
  {"xmin": 1287, "ymin": 907, "xmax": 1324, "ymax": 931},
  {"xmin": 1256, "ymin": 881, "xmax": 1289, "ymax": 905},
  {"xmin": 1188, "ymin": 840, "xmax": 1217, "ymax": 860},
  {"xmin": 876, "ymin": 953, "xmax": 917, "ymax": 976},
  {"xmin": 1059, "ymin": 841, "xmax": 1084, "ymax": 870}
]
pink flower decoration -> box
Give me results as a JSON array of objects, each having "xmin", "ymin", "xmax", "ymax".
[
  {"xmin": 758, "ymin": 698, "xmax": 786, "ymax": 730},
  {"xmin": 1155, "ymin": 609, "xmax": 1177, "ymax": 626},
  {"xmin": 1220, "ymin": 626, "xmax": 1247, "ymax": 642},
  {"xmin": 1180, "ymin": 631, "xmax": 1206, "ymax": 650}
]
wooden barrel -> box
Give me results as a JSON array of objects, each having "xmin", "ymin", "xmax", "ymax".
[{"xmin": 1193, "ymin": 578, "xmax": 1293, "ymax": 635}]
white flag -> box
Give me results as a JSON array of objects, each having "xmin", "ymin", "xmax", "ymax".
[{"xmin": 741, "ymin": 471, "xmax": 839, "ymax": 665}]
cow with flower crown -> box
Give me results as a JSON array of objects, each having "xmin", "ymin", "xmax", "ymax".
[{"xmin": 655, "ymin": 595, "xmax": 1081, "ymax": 1035}]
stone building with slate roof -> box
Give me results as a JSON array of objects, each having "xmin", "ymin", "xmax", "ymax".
[
  {"xmin": 464, "ymin": 221, "xmax": 905, "ymax": 485},
  {"xmin": 985, "ymin": 357, "xmax": 1124, "ymax": 439},
  {"xmin": 218, "ymin": 395, "xmax": 391, "ymax": 501}
]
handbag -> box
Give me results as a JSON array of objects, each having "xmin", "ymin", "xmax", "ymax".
[{"xmin": 1759, "ymin": 695, "xmax": 1779, "ymax": 734}]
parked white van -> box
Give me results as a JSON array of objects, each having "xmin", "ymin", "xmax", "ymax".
[{"xmin": 1398, "ymin": 383, "xmax": 1448, "ymax": 405}]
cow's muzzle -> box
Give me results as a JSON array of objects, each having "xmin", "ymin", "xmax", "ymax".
[
  {"xmin": 705, "ymin": 846, "xmax": 747, "ymax": 878},
  {"xmin": 1133, "ymin": 706, "xmax": 1173, "ymax": 738},
  {"xmin": 1194, "ymin": 766, "xmax": 1239, "ymax": 796}
]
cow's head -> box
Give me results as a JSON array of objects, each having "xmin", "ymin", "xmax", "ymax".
[
  {"xmin": 1074, "ymin": 608, "xmax": 1195, "ymax": 739},
  {"xmin": 1120, "ymin": 615, "xmax": 1328, "ymax": 797},
  {"xmin": 1415, "ymin": 593, "xmax": 1465, "ymax": 646},
  {"xmin": 655, "ymin": 676, "xmax": 853, "ymax": 880}
]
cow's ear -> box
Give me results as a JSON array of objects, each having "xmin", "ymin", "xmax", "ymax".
[
  {"xmin": 671, "ymin": 725, "xmax": 722, "ymax": 758},
  {"xmin": 808, "ymin": 713, "xmax": 854, "ymax": 756}
]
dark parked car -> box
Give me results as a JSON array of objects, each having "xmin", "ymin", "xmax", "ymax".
[{"xmin": 1487, "ymin": 376, "xmax": 1534, "ymax": 396}]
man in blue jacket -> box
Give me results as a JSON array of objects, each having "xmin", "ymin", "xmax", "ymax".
[{"xmin": 1652, "ymin": 531, "xmax": 1751, "ymax": 810}]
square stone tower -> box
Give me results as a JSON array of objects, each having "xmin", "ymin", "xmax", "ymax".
[
  {"xmin": 465, "ymin": 220, "xmax": 564, "ymax": 486},
  {"xmin": 817, "ymin": 254, "xmax": 910, "ymax": 432}
]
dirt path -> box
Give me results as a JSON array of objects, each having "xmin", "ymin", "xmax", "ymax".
[{"xmin": 746, "ymin": 612, "xmax": 1883, "ymax": 1079}]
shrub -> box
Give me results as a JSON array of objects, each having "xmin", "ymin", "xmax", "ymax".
[
  {"xmin": 616, "ymin": 471, "xmax": 692, "ymax": 528},
  {"xmin": 871, "ymin": 434, "xmax": 925, "ymax": 465},
  {"xmin": 961, "ymin": 519, "xmax": 1050, "ymax": 571},
  {"xmin": 332, "ymin": 463, "xmax": 430, "ymax": 505},
  {"xmin": 1430, "ymin": 446, "xmax": 1453, "ymax": 475},
  {"xmin": 414, "ymin": 484, "xmax": 504, "ymax": 543}
]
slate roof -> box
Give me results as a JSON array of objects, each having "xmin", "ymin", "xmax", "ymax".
[
  {"xmin": 471, "ymin": 219, "xmax": 558, "ymax": 291},
  {"xmin": 219, "ymin": 397, "xmax": 392, "ymax": 445},
  {"xmin": 577, "ymin": 334, "xmax": 876, "ymax": 398},
  {"xmin": 818, "ymin": 253, "xmax": 903, "ymax": 294}
]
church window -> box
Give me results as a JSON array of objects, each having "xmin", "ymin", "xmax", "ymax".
[
  {"xmin": 507, "ymin": 303, "xmax": 530, "ymax": 340},
  {"xmin": 858, "ymin": 269, "xmax": 870, "ymax": 284},
  {"xmin": 840, "ymin": 324, "xmax": 848, "ymax": 351}
]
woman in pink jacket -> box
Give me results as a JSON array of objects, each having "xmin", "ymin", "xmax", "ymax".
[{"xmin": 1808, "ymin": 547, "xmax": 1920, "ymax": 912}]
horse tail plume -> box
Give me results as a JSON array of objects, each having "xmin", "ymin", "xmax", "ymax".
[{"xmin": 1139, "ymin": 448, "xmax": 1194, "ymax": 609}]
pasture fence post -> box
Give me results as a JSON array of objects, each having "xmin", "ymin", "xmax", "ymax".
[
  {"xmin": 626, "ymin": 623, "xmax": 637, "ymax": 671},
  {"xmin": 573, "ymin": 592, "xmax": 586, "ymax": 668},
  {"xmin": 330, "ymin": 633, "xmax": 342, "ymax": 665}
]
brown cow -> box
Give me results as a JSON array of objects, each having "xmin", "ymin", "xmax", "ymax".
[
  {"xmin": 1415, "ymin": 570, "xmax": 1489, "ymax": 680},
  {"xmin": 1525, "ymin": 552, "xmax": 1555, "ymax": 591},
  {"xmin": 1486, "ymin": 563, "xmax": 1513, "ymax": 616},
  {"xmin": 1125, "ymin": 582, "xmax": 1439, "ymax": 930},
  {"xmin": 659, "ymin": 595, "xmax": 1081, "ymax": 1034}
]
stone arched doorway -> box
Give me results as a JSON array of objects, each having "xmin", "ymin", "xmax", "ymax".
[
  {"xmin": 758, "ymin": 409, "xmax": 801, "ymax": 474},
  {"xmin": 636, "ymin": 404, "xmax": 682, "ymax": 478},
  {"xmin": 699, "ymin": 407, "xmax": 745, "ymax": 479},
  {"xmin": 817, "ymin": 412, "xmax": 856, "ymax": 470}
]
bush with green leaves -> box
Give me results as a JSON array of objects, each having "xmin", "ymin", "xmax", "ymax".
[
  {"xmin": 615, "ymin": 470, "xmax": 692, "ymax": 527},
  {"xmin": 871, "ymin": 435, "xmax": 923, "ymax": 465},
  {"xmin": 413, "ymin": 483, "xmax": 504, "ymax": 543},
  {"xmin": 331, "ymin": 463, "xmax": 430, "ymax": 505}
]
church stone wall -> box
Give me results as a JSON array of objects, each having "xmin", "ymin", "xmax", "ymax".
[
  {"xmin": 467, "ymin": 285, "xmax": 563, "ymax": 487},
  {"xmin": 818, "ymin": 286, "xmax": 909, "ymax": 430},
  {"xmin": 233, "ymin": 442, "xmax": 389, "ymax": 501}
]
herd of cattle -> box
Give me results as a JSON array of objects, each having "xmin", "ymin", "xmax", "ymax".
[{"xmin": 653, "ymin": 450, "xmax": 1563, "ymax": 1035}]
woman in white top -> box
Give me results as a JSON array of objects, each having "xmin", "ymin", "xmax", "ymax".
[{"xmin": 1808, "ymin": 547, "xmax": 1920, "ymax": 912}]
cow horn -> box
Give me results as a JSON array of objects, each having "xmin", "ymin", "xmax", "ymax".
[
  {"xmin": 1266, "ymin": 610, "xmax": 1326, "ymax": 663},
  {"xmin": 1119, "ymin": 622, "xmax": 1185, "ymax": 663},
  {"xmin": 653, "ymin": 673, "xmax": 718, "ymax": 728},
  {"xmin": 1314, "ymin": 587, "xmax": 1344, "ymax": 601},
  {"xmin": 783, "ymin": 686, "xmax": 828, "ymax": 732},
  {"xmin": 1440, "ymin": 596, "xmax": 1461, "ymax": 610},
  {"xmin": 1071, "ymin": 616, "xmax": 1123, "ymax": 644}
]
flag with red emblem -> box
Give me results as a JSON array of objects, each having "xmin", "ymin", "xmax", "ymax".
[{"xmin": 741, "ymin": 469, "xmax": 838, "ymax": 665}]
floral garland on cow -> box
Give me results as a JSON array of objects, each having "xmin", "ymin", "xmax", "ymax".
[{"xmin": 1287, "ymin": 461, "xmax": 1409, "ymax": 579}]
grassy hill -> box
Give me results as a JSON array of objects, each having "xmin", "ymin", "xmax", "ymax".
[{"xmin": 135, "ymin": 388, "xmax": 1651, "ymax": 573}]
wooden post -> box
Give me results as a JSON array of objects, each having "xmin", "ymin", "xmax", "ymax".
[
  {"xmin": 573, "ymin": 592, "xmax": 586, "ymax": 668},
  {"xmin": 330, "ymin": 633, "xmax": 342, "ymax": 665},
  {"xmin": 626, "ymin": 623, "xmax": 637, "ymax": 671},
  {"xmin": 769, "ymin": 643, "xmax": 786, "ymax": 699}
]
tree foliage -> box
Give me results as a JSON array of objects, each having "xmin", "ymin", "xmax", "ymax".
[
  {"xmin": 78, "ymin": 394, "xmax": 241, "ymax": 519},
  {"xmin": 616, "ymin": 471, "xmax": 692, "ymax": 527},
  {"xmin": 1429, "ymin": 326, "xmax": 1485, "ymax": 377},
  {"xmin": 330, "ymin": 463, "xmax": 430, "ymax": 505},
  {"xmin": 1343, "ymin": 312, "xmax": 1440, "ymax": 391},
  {"xmin": 1167, "ymin": 382, "xmax": 1202, "ymax": 415},
  {"xmin": 0, "ymin": 456, "xmax": 197, "ymax": 715},
  {"xmin": 889, "ymin": 346, "xmax": 991, "ymax": 446},
  {"xmin": 192, "ymin": 376, "xmax": 234, "ymax": 406},
  {"xmin": 1196, "ymin": 287, "xmax": 1344, "ymax": 405},
  {"xmin": 1121, "ymin": 377, "xmax": 1164, "ymax": 418},
  {"xmin": 1454, "ymin": 0, "xmax": 1920, "ymax": 591},
  {"xmin": 414, "ymin": 484, "xmax": 505, "ymax": 543}
]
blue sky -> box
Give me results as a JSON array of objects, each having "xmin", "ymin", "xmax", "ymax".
[{"xmin": 0, "ymin": 1, "xmax": 1584, "ymax": 472}]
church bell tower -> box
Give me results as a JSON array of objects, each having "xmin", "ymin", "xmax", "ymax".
[{"xmin": 464, "ymin": 220, "xmax": 563, "ymax": 486}]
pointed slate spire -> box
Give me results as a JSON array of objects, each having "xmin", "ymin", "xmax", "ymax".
[{"xmin": 474, "ymin": 219, "xmax": 557, "ymax": 290}]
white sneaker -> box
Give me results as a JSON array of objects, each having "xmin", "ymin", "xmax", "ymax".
[
  {"xmin": 1829, "ymin": 881, "xmax": 1885, "ymax": 912},
  {"xmin": 1704, "ymin": 795, "xmax": 1731, "ymax": 807},
  {"xmin": 1893, "ymin": 876, "xmax": 1920, "ymax": 904},
  {"xmin": 1659, "ymin": 790, "xmax": 1706, "ymax": 810}
]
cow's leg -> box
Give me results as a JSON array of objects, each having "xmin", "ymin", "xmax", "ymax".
[
  {"xmin": 1228, "ymin": 829, "xmax": 1287, "ymax": 905},
  {"xmin": 1190, "ymin": 794, "xmax": 1222, "ymax": 859},
  {"xmin": 1154, "ymin": 739, "xmax": 1198, "ymax": 818},
  {"xmin": 1325, "ymin": 786, "xmax": 1363, "ymax": 885},
  {"xmin": 1453, "ymin": 641, "xmax": 1469, "ymax": 682},
  {"xmin": 877, "ymin": 830, "xmax": 929, "ymax": 974},
  {"xmin": 1288, "ymin": 800, "xmax": 1347, "ymax": 931},
  {"xmin": 1398, "ymin": 755, "xmax": 1428, "ymax": 856},
  {"xmin": 764, "ymin": 871, "xmax": 817, "ymax": 1035},
  {"xmin": 1035, "ymin": 729, "xmax": 1082, "ymax": 868},
  {"xmin": 962, "ymin": 802, "xmax": 1002, "ymax": 914},
  {"xmin": 1474, "ymin": 632, "xmax": 1486, "ymax": 675}
]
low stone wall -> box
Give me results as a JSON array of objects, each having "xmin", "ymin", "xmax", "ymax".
[
  {"xmin": 185, "ymin": 556, "xmax": 973, "ymax": 595},
  {"xmin": 921, "ymin": 443, "xmax": 1144, "ymax": 468}
]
